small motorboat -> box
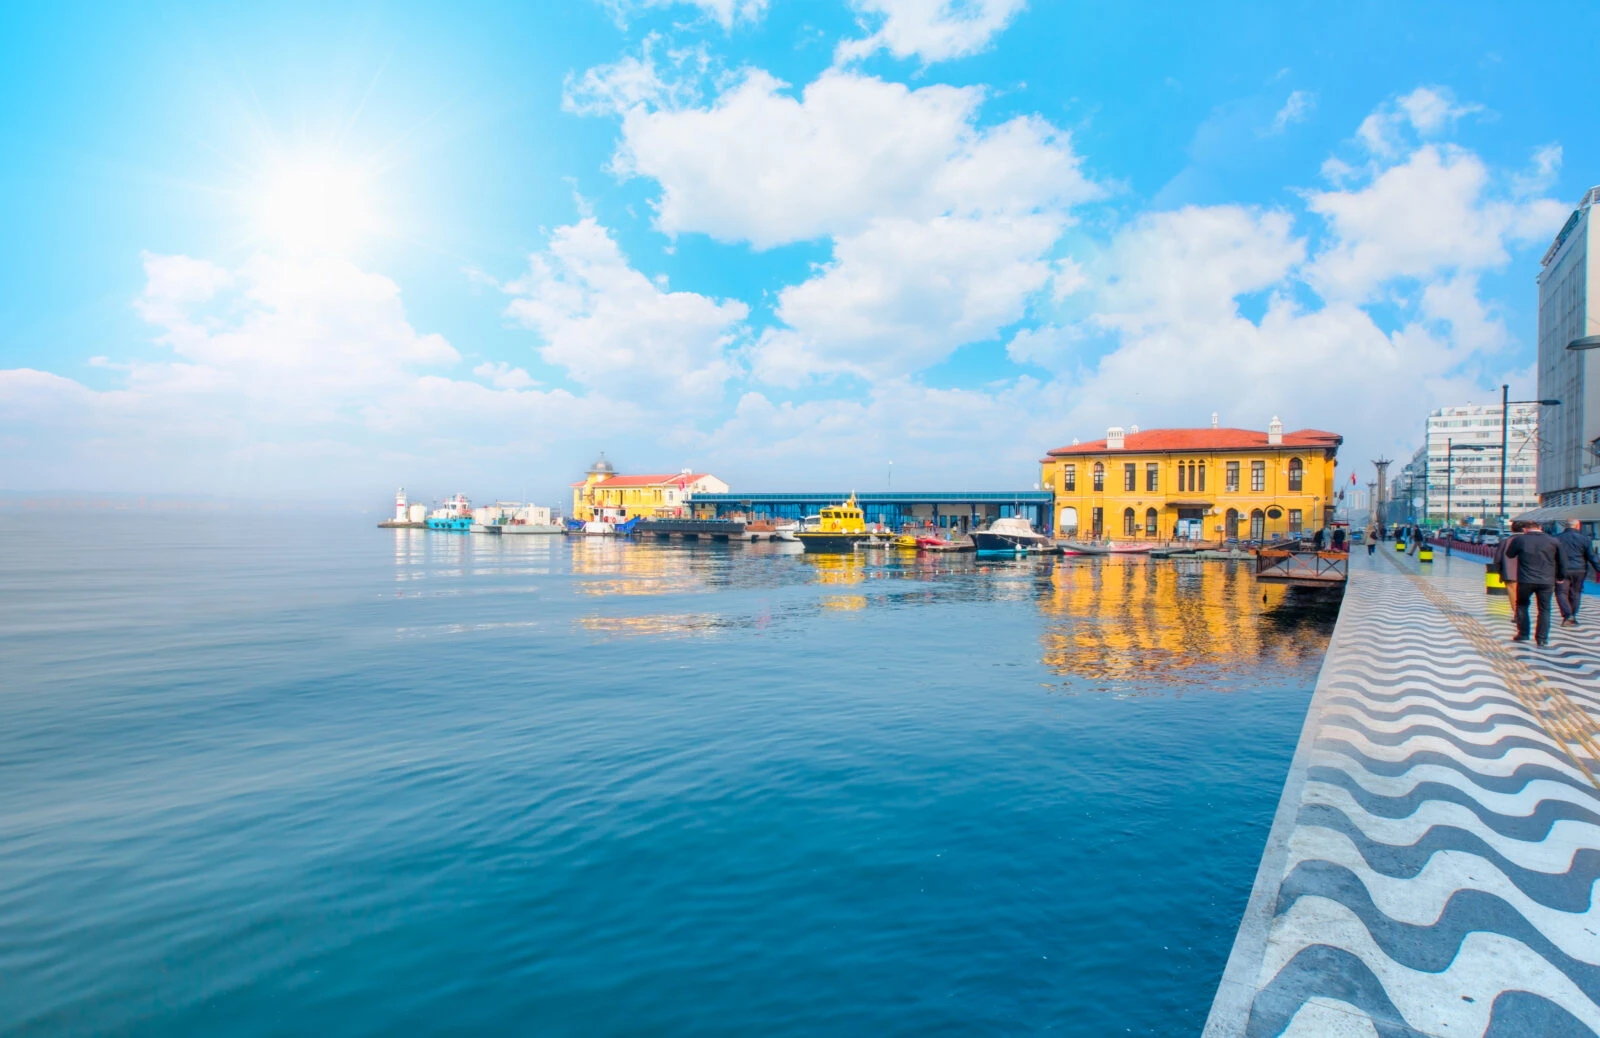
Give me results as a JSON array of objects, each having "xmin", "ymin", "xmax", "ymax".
[
  {"xmin": 1059, "ymin": 540, "xmax": 1156, "ymax": 555},
  {"xmin": 971, "ymin": 516, "xmax": 1052, "ymax": 554}
]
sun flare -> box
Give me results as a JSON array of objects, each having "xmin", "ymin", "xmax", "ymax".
[{"xmin": 253, "ymin": 158, "xmax": 377, "ymax": 253}]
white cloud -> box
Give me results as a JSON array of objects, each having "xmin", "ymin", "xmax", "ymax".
[
  {"xmin": 0, "ymin": 253, "xmax": 614, "ymax": 495},
  {"xmin": 835, "ymin": 0, "xmax": 1028, "ymax": 64},
  {"xmin": 1419, "ymin": 273, "xmax": 1508, "ymax": 353},
  {"xmin": 1270, "ymin": 90, "xmax": 1316, "ymax": 133},
  {"xmin": 599, "ymin": 0, "xmax": 767, "ymax": 31},
  {"xmin": 1355, "ymin": 85, "xmax": 1482, "ymax": 158},
  {"xmin": 750, "ymin": 213, "xmax": 1062, "ymax": 384},
  {"xmin": 1304, "ymin": 144, "xmax": 1566, "ymax": 301},
  {"xmin": 562, "ymin": 34, "xmax": 710, "ymax": 117},
  {"xmin": 473, "ymin": 361, "xmax": 541, "ymax": 390},
  {"xmin": 502, "ymin": 217, "xmax": 748, "ymax": 404},
  {"xmin": 614, "ymin": 69, "xmax": 1097, "ymax": 247}
]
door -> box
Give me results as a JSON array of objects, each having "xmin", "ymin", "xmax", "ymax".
[
  {"xmin": 1249, "ymin": 509, "xmax": 1265, "ymax": 541},
  {"xmin": 1225, "ymin": 508, "xmax": 1239, "ymax": 540},
  {"xmin": 1059, "ymin": 506, "xmax": 1078, "ymax": 537}
]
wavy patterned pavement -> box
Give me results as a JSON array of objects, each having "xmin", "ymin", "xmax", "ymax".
[{"xmin": 1204, "ymin": 550, "xmax": 1600, "ymax": 1038}]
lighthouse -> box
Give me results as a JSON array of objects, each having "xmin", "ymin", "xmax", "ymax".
[{"xmin": 394, "ymin": 488, "xmax": 408, "ymax": 522}]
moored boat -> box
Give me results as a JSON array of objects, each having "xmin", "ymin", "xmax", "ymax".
[
  {"xmin": 796, "ymin": 497, "xmax": 877, "ymax": 554},
  {"xmin": 970, "ymin": 516, "xmax": 1052, "ymax": 554},
  {"xmin": 1059, "ymin": 540, "xmax": 1156, "ymax": 555}
]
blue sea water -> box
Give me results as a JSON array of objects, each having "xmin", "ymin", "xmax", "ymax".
[{"xmin": 0, "ymin": 511, "xmax": 1338, "ymax": 1036}]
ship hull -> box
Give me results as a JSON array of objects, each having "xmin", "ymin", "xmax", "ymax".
[
  {"xmin": 797, "ymin": 533, "xmax": 872, "ymax": 554},
  {"xmin": 499, "ymin": 524, "xmax": 565, "ymax": 534},
  {"xmin": 970, "ymin": 532, "xmax": 1051, "ymax": 554}
]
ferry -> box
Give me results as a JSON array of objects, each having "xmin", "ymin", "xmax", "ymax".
[
  {"xmin": 971, "ymin": 516, "xmax": 1052, "ymax": 555},
  {"xmin": 426, "ymin": 494, "xmax": 474, "ymax": 532},
  {"xmin": 796, "ymin": 497, "xmax": 878, "ymax": 554}
]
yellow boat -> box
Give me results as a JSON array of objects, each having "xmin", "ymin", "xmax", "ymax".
[
  {"xmin": 796, "ymin": 496, "xmax": 876, "ymax": 554},
  {"xmin": 893, "ymin": 534, "xmax": 919, "ymax": 551}
]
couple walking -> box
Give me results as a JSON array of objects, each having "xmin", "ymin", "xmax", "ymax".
[{"xmin": 1492, "ymin": 519, "xmax": 1599, "ymax": 646}]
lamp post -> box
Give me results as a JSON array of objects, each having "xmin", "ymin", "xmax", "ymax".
[{"xmin": 1496, "ymin": 386, "xmax": 1562, "ymax": 524}]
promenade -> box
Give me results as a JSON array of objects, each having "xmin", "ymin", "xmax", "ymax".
[{"xmin": 1204, "ymin": 548, "xmax": 1600, "ymax": 1036}]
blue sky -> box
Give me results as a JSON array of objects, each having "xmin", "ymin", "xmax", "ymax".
[{"xmin": 2, "ymin": 0, "xmax": 1595, "ymax": 506}]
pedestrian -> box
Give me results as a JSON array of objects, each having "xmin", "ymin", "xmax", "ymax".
[
  {"xmin": 1332, "ymin": 526, "xmax": 1347, "ymax": 552},
  {"xmin": 1313, "ymin": 526, "xmax": 1326, "ymax": 551},
  {"xmin": 1494, "ymin": 522, "xmax": 1523, "ymax": 627},
  {"xmin": 1554, "ymin": 518, "xmax": 1600, "ymax": 627},
  {"xmin": 1409, "ymin": 523, "xmax": 1420, "ymax": 556},
  {"xmin": 1505, "ymin": 522, "xmax": 1567, "ymax": 647},
  {"xmin": 1366, "ymin": 522, "xmax": 1377, "ymax": 556}
]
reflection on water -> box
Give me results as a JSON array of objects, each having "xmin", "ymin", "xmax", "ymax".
[
  {"xmin": 1038, "ymin": 555, "xmax": 1339, "ymax": 693},
  {"xmin": 399, "ymin": 535, "xmax": 1341, "ymax": 696}
]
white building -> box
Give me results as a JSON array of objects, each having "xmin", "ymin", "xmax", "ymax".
[
  {"xmin": 1406, "ymin": 403, "xmax": 1540, "ymax": 525},
  {"xmin": 1537, "ymin": 185, "xmax": 1600, "ymax": 509}
]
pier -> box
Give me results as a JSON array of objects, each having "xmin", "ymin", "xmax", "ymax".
[
  {"xmin": 685, "ymin": 490, "xmax": 1055, "ymax": 535},
  {"xmin": 1205, "ymin": 549, "xmax": 1600, "ymax": 1034}
]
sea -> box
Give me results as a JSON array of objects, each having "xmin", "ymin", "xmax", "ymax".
[{"xmin": 0, "ymin": 510, "xmax": 1339, "ymax": 1036}]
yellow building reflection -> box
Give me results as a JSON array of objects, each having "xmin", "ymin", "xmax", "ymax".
[
  {"xmin": 801, "ymin": 553, "xmax": 867, "ymax": 586},
  {"xmin": 567, "ymin": 537, "xmax": 706, "ymax": 597},
  {"xmin": 1037, "ymin": 556, "xmax": 1333, "ymax": 687}
]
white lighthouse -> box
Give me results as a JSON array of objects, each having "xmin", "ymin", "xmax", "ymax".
[{"xmin": 394, "ymin": 488, "xmax": 408, "ymax": 522}]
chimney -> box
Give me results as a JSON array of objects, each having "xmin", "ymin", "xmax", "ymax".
[
  {"xmin": 1268, "ymin": 416, "xmax": 1283, "ymax": 445},
  {"xmin": 1211, "ymin": 411, "xmax": 1219, "ymax": 429},
  {"xmin": 1107, "ymin": 426, "xmax": 1125, "ymax": 450},
  {"xmin": 1129, "ymin": 424, "xmax": 1140, "ymax": 434}
]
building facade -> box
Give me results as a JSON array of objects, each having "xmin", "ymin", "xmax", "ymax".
[
  {"xmin": 1401, "ymin": 403, "xmax": 1540, "ymax": 525},
  {"xmin": 1039, "ymin": 419, "xmax": 1342, "ymax": 542},
  {"xmin": 570, "ymin": 453, "xmax": 730, "ymax": 521},
  {"xmin": 1537, "ymin": 185, "xmax": 1600, "ymax": 508}
]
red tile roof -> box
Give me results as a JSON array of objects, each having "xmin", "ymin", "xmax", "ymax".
[
  {"xmin": 1043, "ymin": 428, "xmax": 1342, "ymax": 459},
  {"xmin": 570, "ymin": 473, "xmax": 712, "ymax": 488}
]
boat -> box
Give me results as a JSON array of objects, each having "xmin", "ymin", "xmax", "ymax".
[
  {"xmin": 470, "ymin": 522, "xmax": 502, "ymax": 534},
  {"xmin": 500, "ymin": 522, "xmax": 565, "ymax": 535},
  {"xmin": 774, "ymin": 521, "xmax": 800, "ymax": 542},
  {"xmin": 892, "ymin": 534, "xmax": 919, "ymax": 550},
  {"xmin": 970, "ymin": 516, "xmax": 1052, "ymax": 554},
  {"xmin": 426, "ymin": 516, "xmax": 473, "ymax": 531},
  {"xmin": 1058, "ymin": 540, "xmax": 1156, "ymax": 555},
  {"xmin": 796, "ymin": 497, "xmax": 878, "ymax": 554},
  {"xmin": 633, "ymin": 517, "xmax": 747, "ymax": 538}
]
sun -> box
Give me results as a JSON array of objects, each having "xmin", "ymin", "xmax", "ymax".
[{"xmin": 253, "ymin": 157, "xmax": 378, "ymax": 254}]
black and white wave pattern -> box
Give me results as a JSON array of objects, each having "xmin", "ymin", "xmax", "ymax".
[{"xmin": 1207, "ymin": 559, "xmax": 1600, "ymax": 1037}]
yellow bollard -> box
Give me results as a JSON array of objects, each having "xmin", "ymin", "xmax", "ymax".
[
  {"xmin": 1395, "ymin": 541, "xmax": 1406, "ymax": 552},
  {"xmin": 1419, "ymin": 547, "xmax": 1433, "ymax": 562},
  {"xmin": 1485, "ymin": 570, "xmax": 1507, "ymax": 596}
]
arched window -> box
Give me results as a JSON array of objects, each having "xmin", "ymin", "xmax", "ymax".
[
  {"xmin": 1225, "ymin": 508, "xmax": 1240, "ymax": 540},
  {"xmin": 1249, "ymin": 508, "xmax": 1266, "ymax": 541},
  {"xmin": 1197, "ymin": 463, "xmax": 1205, "ymax": 493},
  {"xmin": 1145, "ymin": 508, "xmax": 1158, "ymax": 535},
  {"xmin": 1123, "ymin": 507, "xmax": 1136, "ymax": 536},
  {"xmin": 1092, "ymin": 462, "xmax": 1104, "ymax": 491},
  {"xmin": 1059, "ymin": 506, "xmax": 1078, "ymax": 536},
  {"xmin": 1288, "ymin": 457, "xmax": 1304, "ymax": 492}
]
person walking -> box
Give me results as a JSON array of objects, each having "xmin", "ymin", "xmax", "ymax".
[
  {"xmin": 1332, "ymin": 526, "xmax": 1347, "ymax": 552},
  {"xmin": 1366, "ymin": 522, "xmax": 1378, "ymax": 556},
  {"xmin": 1493, "ymin": 522, "xmax": 1523, "ymax": 628},
  {"xmin": 1554, "ymin": 519, "xmax": 1599, "ymax": 626},
  {"xmin": 1505, "ymin": 523, "xmax": 1566, "ymax": 646},
  {"xmin": 1409, "ymin": 523, "xmax": 1421, "ymax": 556}
]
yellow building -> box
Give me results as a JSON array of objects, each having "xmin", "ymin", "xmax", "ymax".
[
  {"xmin": 1040, "ymin": 419, "xmax": 1342, "ymax": 542},
  {"xmin": 570, "ymin": 453, "xmax": 730, "ymax": 522}
]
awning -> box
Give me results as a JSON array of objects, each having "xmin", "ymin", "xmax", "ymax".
[
  {"xmin": 1165, "ymin": 501, "xmax": 1215, "ymax": 509},
  {"xmin": 1511, "ymin": 502, "xmax": 1600, "ymax": 523}
]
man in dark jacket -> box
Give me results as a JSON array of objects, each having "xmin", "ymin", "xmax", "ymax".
[
  {"xmin": 1493, "ymin": 522, "xmax": 1523, "ymax": 626},
  {"xmin": 1555, "ymin": 519, "xmax": 1599, "ymax": 626},
  {"xmin": 1505, "ymin": 525, "xmax": 1567, "ymax": 645}
]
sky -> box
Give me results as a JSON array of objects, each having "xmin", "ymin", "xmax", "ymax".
[{"xmin": 2, "ymin": 0, "xmax": 1596, "ymax": 507}]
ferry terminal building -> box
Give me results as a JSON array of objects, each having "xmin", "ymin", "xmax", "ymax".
[{"xmin": 1041, "ymin": 419, "xmax": 1342, "ymax": 541}]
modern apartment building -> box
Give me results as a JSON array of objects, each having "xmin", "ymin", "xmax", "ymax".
[
  {"xmin": 1536, "ymin": 185, "xmax": 1600, "ymax": 509},
  {"xmin": 1403, "ymin": 403, "xmax": 1540, "ymax": 525}
]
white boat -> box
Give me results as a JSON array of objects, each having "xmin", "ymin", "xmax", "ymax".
[
  {"xmin": 971, "ymin": 516, "xmax": 1052, "ymax": 554},
  {"xmin": 774, "ymin": 521, "xmax": 800, "ymax": 542},
  {"xmin": 582, "ymin": 520, "xmax": 616, "ymax": 535},
  {"xmin": 500, "ymin": 522, "xmax": 565, "ymax": 535}
]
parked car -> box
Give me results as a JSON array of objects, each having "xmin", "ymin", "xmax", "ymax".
[{"xmin": 1478, "ymin": 528, "xmax": 1502, "ymax": 547}]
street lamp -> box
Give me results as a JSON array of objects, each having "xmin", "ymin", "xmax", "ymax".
[
  {"xmin": 1567, "ymin": 335, "xmax": 1600, "ymax": 351},
  {"xmin": 1496, "ymin": 385, "xmax": 1561, "ymax": 523}
]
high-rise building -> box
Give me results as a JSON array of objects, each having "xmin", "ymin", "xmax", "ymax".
[
  {"xmin": 1536, "ymin": 185, "xmax": 1600, "ymax": 507},
  {"xmin": 1407, "ymin": 403, "xmax": 1541, "ymax": 524}
]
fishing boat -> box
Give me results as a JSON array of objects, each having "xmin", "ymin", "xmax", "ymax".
[
  {"xmin": 796, "ymin": 497, "xmax": 877, "ymax": 554},
  {"xmin": 970, "ymin": 516, "xmax": 1052, "ymax": 554}
]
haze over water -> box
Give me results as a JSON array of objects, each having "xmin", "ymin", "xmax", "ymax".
[{"xmin": 0, "ymin": 511, "xmax": 1337, "ymax": 1035}]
